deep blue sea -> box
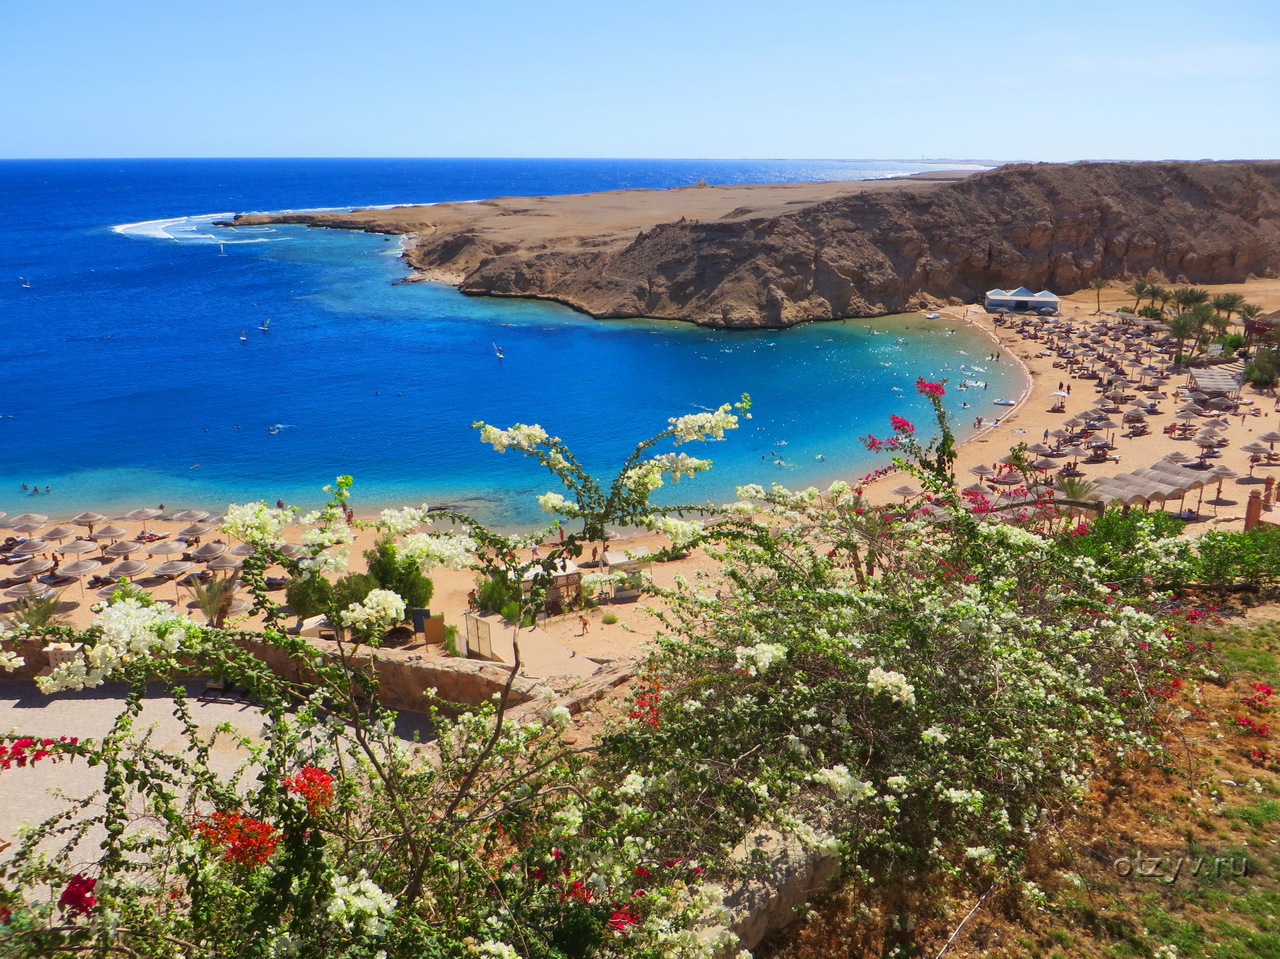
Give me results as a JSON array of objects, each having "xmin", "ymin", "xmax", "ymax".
[{"xmin": 0, "ymin": 158, "xmax": 1020, "ymax": 528}]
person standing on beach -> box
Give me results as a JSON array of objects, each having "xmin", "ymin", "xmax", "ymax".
[{"xmin": 578, "ymin": 614, "xmax": 589, "ymax": 636}]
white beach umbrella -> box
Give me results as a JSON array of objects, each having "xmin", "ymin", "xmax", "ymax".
[
  {"xmin": 171, "ymin": 509, "xmax": 211, "ymax": 523},
  {"xmin": 10, "ymin": 512, "xmax": 49, "ymax": 526},
  {"xmin": 56, "ymin": 540, "xmax": 98, "ymax": 557},
  {"xmin": 91, "ymin": 525, "xmax": 130, "ymax": 541},
  {"xmin": 11, "ymin": 540, "xmax": 46, "ymax": 556}
]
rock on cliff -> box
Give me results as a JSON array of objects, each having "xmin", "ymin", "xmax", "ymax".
[{"xmin": 227, "ymin": 161, "xmax": 1280, "ymax": 329}]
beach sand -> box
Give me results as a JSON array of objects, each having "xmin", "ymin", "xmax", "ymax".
[{"xmin": 7, "ymin": 278, "xmax": 1280, "ymax": 673}]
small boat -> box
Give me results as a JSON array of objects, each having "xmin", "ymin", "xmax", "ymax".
[
  {"xmin": 239, "ymin": 331, "xmax": 247, "ymax": 341},
  {"xmin": 19, "ymin": 276, "xmax": 30, "ymax": 288},
  {"xmin": 218, "ymin": 244, "xmax": 227, "ymax": 256},
  {"xmin": 993, "ymin": 398, "xmax": 1017, "ymax": 407},
  {"xmin": 259, "ymin": 319, "xmax": 271, "ymax": 331},
  {"xmin": 492, "ymin": 342, "xmax": 504, "ymax": 359},
  {"xmin": 924, "ymin": 312, "xmax": 940, "ymax": 319}
]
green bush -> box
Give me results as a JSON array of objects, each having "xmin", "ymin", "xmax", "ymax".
[
  {"xmin": 284, "ymin": 573, "xmax": 333, "ymax": 621},
  {"xmin": 1055, "ymin": 508, "xmax": 1193, "ymax": 587},
  {"xmin": 601, "ymin": 613, "xmax": 618, "ymax": 625},
  {"xmin": 475, "ymin": 573, "xmax": 519, "ymax": 615},
  {"xmin": 1196, "ymin": 527, "xmax": 1280, "ymax": 587},
  {"xmin": 364, "ymin": 535, "xmax": 433, "ymax": 610}
]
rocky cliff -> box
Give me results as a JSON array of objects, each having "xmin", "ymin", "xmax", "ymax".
[{"xmin": 226, "ymin": 161, "xmax": 1280, "ymax": 328}]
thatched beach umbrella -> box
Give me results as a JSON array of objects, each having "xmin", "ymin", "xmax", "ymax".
[
  {"xmin": 190, "ymin": 542, "xmax": 227, "ymax": 562},
  {"xmin": 1259, "ymin": 430, "xmax": 1280, "ymax": 448},
  {"xmin": 39, "ymin": 526, "xmax": 75, "ymax": 542},
  {"xmin": 11, "ymin": 523, "xmax": 44, "ymax": 536},
  {"xmin": 179, "ymin": 523, "xmax": 213, "ymax": 539},
  {"xmin": 10, "ymin": 512, "xmax": 49, "ymax": 527},
  {"xmin": 171, "ymin": 509, "xmax": 210, "ymax": 523},
  {"xmin": 92, "ymin": 525, "xmax": 130, "ymax": 541},
  {"xmin": 968, "ymin": 464, "xmax": 995, "ymax": 478},
  {"xmin": 5, "ymin": 582, "xmax": 51, "ymax": 601},
  {"xmin": 891, "ymin": 485, "xmax": 921, "ymax": 503},
  {"xmin": 108, "ymin": 560, "xmax": 149, "ymax": 580},
  {"xmin": 71, "ymin": 511, "xmax": 106, "ymax": 535},
  {"xmin": 147, "ymin": 540, "xmax": 187, "ymax": 558},
  {"xmin": 11, "ymin": 557, "xmax": 54, "ymax": 579},
  {"xmin": 206, "ymin": 555, "xmax": 243, "ymax": 572},
  {"xmin": 102, "ymin": 541, "xmax": 137, "ymax": 558}
]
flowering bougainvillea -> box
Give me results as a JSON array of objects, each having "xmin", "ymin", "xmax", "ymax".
[{"xmin": 191, "ymin": 812, "xmax": 280, "ymax": 867}]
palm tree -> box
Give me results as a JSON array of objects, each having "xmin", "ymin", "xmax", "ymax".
[
  {"xmin": 1212, "ymin": 292, "xmax": 1246, "ymax": 323},
  {"xmin": 1151, "ymin": 285, "xmax": 1173, "ymax": 313},
  {"xmin": 1186, "ymin": 302, "xmax": 1217, "ymax": 357},
  {"xmin": 186, "ymin": 572, "xmax": 240, "ymax": 628},
  {"xmin": 1090, "ymin": 277, "xmax": 1109, "ymax": 314},
  {"xmin": 1240, "ymin": 303, "xmax": 1267, "ymax": 348},
  {"xmin": 1124, "ymin": 279, "xmax": 1150, "ymax": 310},
  {"xmin": 1167, "ymin": 313, "xmax": 1199, "ymax": 364},
  {"xmin": 1172, "ymin": 287, "xmax": 1210, "ymax": 313}
]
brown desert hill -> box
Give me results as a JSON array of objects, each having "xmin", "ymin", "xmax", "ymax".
[{"xmin": 225, "ymin": 161, "xmax": 1280, "ymax": 328}]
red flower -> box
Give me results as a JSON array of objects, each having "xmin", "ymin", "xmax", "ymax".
[
  {"xmin": 889, "ymin": 414, "xmax": 915, "ymax": 435},
  {"xmin": 608, "ymin": 905, "xmax": 641, "ymax": 932},
  {"xmin": 916, "ymin": 377, "xmax": 946, "ymax": 398},
  {"xmin": 59, "ymin": 874, "xmax": 97, "ymax": 917},
  {"xmin": 191, "ymin": 812, "xmax": 280, "ymax": 867},
  {"xmin": 284, "ymin": 765, "xmax": 335, "ymax": 816}
]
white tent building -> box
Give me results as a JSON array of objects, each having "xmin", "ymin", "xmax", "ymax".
[{"xmin": 985, "ymin": 287, "xmax": 1060, "ymax": 314}]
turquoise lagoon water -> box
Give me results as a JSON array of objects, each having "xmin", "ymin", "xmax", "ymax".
[{"xmin": 0, "ymin": 159, "xmax": 1018, "ymax": 528}]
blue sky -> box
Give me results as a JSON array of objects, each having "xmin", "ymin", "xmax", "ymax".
[{"xmin": 5, "ymin": 0, "xmax": 1278, "ymax": 161}]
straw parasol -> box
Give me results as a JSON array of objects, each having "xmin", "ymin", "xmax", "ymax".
[
  {"xmin": 968, "ymin": 464, "xmax": 995, "ymax": 478},
  {"xmin": 179, "ymin": 523, "xmax": 213, "ymax": 539},
  {"xmin": 71, "ymin": 511, "xmax": 107, "ymax": 535},
  {"xmin": 171, "ymin": 509, "xmax": 211, "ymax": 523},
  {"xmin": 891, "ymin": 485, "xmax": 921, "ymax": 502},
  {"xmin": 190, "ymin": 542, "xmax": 228, "ymax": 561},
  {"xmin": 92, "ymin": 524, "xmax": 130, "ymax": 541},
  {"xmin": 206, "ymin": 555, "xmax": 243, "ymax": 572},
  {"xmin": 11, "ymin": 540, "xmax": 47, "ymax": 556},
  {"xmin": 147, "ymin": 540, "xmax": 187, "ymax": 558},
  {"xmin": 108, "ymin": 560, "xmax": 150, "ymax": 580},
  {"xmin": 102, "ymin": 541, "xmax": 137, "ymax": 558},
  {"xmin": 39, "ymin": 526, "xmax": 75, "ymax": 542},
  {"xmin": 10, "ymin": 512, "xmax": 49, "ymax": 527},
  {"xmin": 5, "ymin": 582, "xmax": 52, "ymax": 601},
  {"xmin": 10, "ymin": 557, "xmax": 54, "ymax": 579},
  {"xmin": 10, "ymin": 523, "xmax": 44, "ymax": 535}
]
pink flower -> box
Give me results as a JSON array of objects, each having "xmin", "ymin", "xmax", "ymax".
[
  {"xmin": 890, "ymin": 414, "xmax": 915, "ymax": 435},
  {"xmin": 916, "ymin": 377, "xmax": 946, "ymax": 398}
]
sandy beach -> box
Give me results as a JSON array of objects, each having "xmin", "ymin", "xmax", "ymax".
[{"xmin": 6, "ymin": 277, "xmax": 1280, "ymax": 674}]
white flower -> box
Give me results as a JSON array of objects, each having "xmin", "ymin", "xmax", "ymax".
[
  {"xmin": 476, "ymin": 943, "xmax": 519, "ymax": 959},
  {"xmin": 668, "ymin": 404, "xmax": 739, "ymax": 444},
  {"xmin": 340, "ymin": 589, "xmax": 407, "ymax": 634},
  {"xmin": 617, "ymin": 772, "xmax": 647, "ymax": 797},
  {"xmin": 643, "ymin": 515, "xmax": 705, "ymax": 550},
  {"xmin": 0, "ymin": 649, "xmax": 24, "ymax": 672},
  {"xmin": 38, "ymin": 599, "xmax": 191, "ymax": 692},
  {"xmin": 399, "ymin": 533, "xmax": 476, "ymax": 571},
  {"xmin": 921, "ymin": 726, "xmax": 949, "ymax": 745},
  {"xmin": 886, "ymin": 775, "xmax": 909, "ymax": 793},
  {"xmin": 546, "ymin": 704, "xmax": 572, "ymax": 729},
  {"xmin": 812, "ymin": 764, "xmax": 875, "ymax": 803},
  {"xmin": 477, "ymin": 422, "xmax": 551, "ymax": 452},
  {"xmin": 378, "ymin": 505, "xmax": 430, "ymax": 536},
  {"xmin": 866, "ymin": 666, "xmax": 916, "ymax": 706},
  {"xmin": 327, "ymin": 870, "xmax": 394, "ymax": 938},
  {"xmin": 221, "ymin": 502, "xmax": 293, "ymax": 549},
  {"xmin": 734, "ymin": 641, "xmax": 787, "ymax": 676},
  {"xmin": 537, "ymin": 491, "xmax": 577, "ymax": 516}
]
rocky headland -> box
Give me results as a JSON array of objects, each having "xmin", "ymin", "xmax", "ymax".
[{"xmin": 224, "ymin": 161, "xmax": 1280, "ymax": 329}]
